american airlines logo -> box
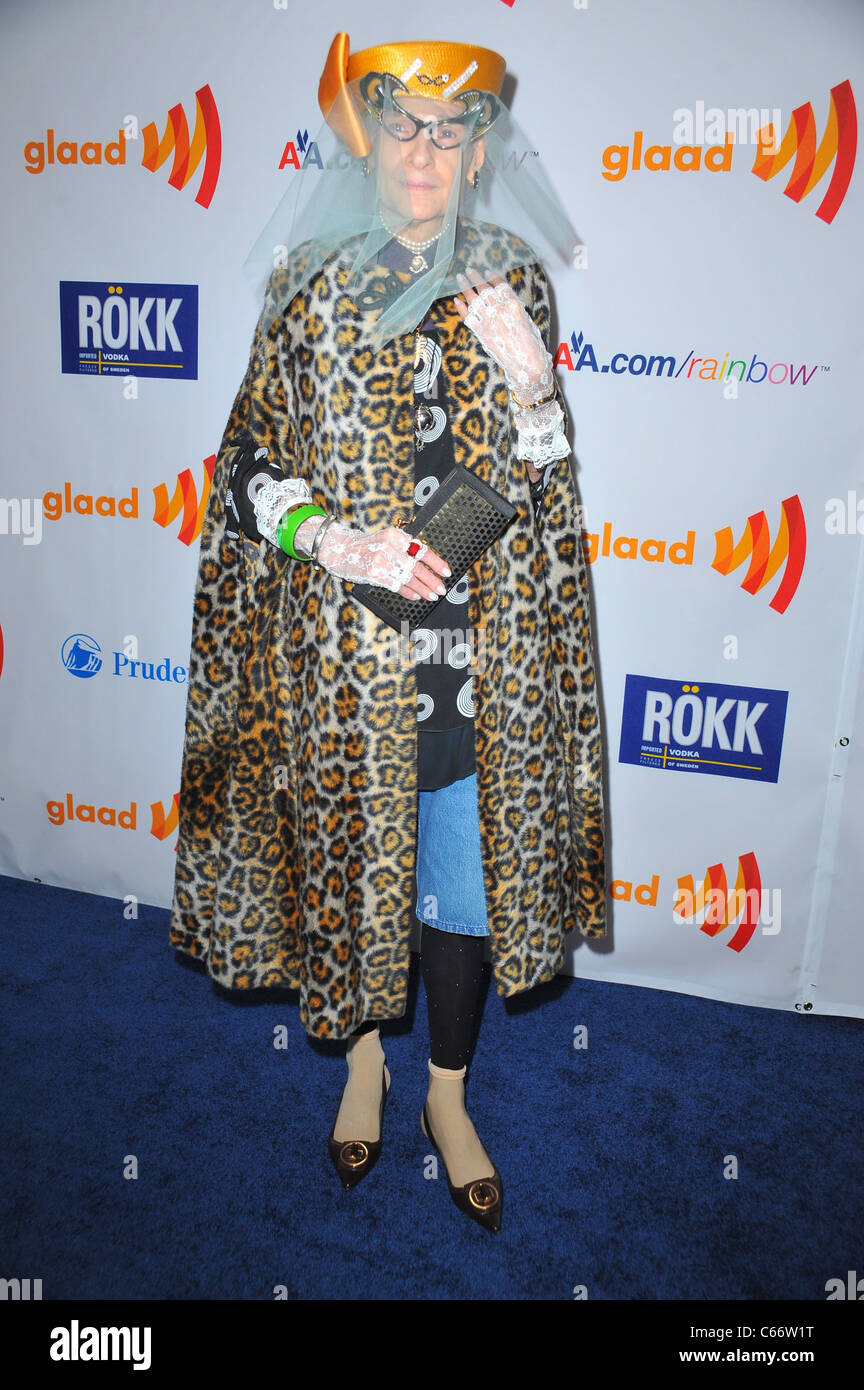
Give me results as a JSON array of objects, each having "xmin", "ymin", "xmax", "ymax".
[{"xmin": 752, "ymin": 79, "xmax": 856, "ymax": 223}]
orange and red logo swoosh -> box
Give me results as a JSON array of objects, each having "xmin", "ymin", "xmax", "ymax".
[
  {"xmin": 141, "ymin": 84, "xmax": 222, "ymax": 209},
  {"xmin": 676, "ymin": 852, "xmax": 762, "ymax": 952},
  {"xmin": 752, "ymin": 79, "xmax": 856, "ymax": 223},
  {"xmin": 150, "ymin": 794, "xmax": 179, "ymax": 842},
  {"xmin": 712, "ymin": 495, "xmax": 806, "ymax": 614},
  {"xmin": 153, "ymin": 455, "xmax": 215, "ymax": 546}
]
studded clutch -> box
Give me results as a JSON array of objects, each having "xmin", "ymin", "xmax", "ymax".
[{"xmin": 350, "ymin": 465, "xmax": 518, "ymax": 635}]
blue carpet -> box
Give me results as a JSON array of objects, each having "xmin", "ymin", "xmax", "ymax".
[{"xmin": 1, "ymin": 871, "xmax": 861, "ymax": 1301}]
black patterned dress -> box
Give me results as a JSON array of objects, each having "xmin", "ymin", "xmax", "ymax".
[{"xmin": 378, "ymin": 234, "xmax": 557, "ymax": 792}]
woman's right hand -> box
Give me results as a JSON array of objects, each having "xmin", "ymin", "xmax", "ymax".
[{"xmin": 294, "ymin": 515, "xmax": 451, "ymax": 602}]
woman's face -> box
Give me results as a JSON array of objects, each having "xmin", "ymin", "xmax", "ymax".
[{"xmin": 373, "ymin": 94, "xmax": 484, "ymax": 234}]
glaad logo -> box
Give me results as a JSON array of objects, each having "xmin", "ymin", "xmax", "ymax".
[
  {"xmin": 752, "ymin": 80, "xmax": 856, "ymax": 224},
  {"xmin": 619, "ymin": 676, "xmax": 788, "ymax": 782},
  {"xmin": 49, "ymin": 1321, "xmax": 151, "ymax": 1370},
  {"xmin": 59, "ymin": 281, "xmax": 199, "ymax": 380},
  {"xmin": 712, "ymin": 495, "xmax": 805, "ymax": 614},
  {"xmin": 580, "ymin": 494, "xmax": 806, "ymax": 612},
  {"xmin": 140, "ymin": 85, "xmax": 222, "ymax": 209},
  {"xmin": 44, "ymin": 792, "xmax": 179, "ymax": 845},
  {"xmin": 673, "ymin": 852, "xmax": 774, "ymax": 952},
  {"xmin": 24, "ymin": 85, "xmax": 221, "ymax": 211},
  {"xmin": 43, "ymin": 484, "xmax": 138, "ymax": 522},
  {"xmin": 153, "ymin": 455, "xmax": 215, "ymax": 545},
  {"xmin": 31, "ymin": 461, "xmax": 212, "ymax": 544},
  {"xmin": 601, "ymin": 80, "xmax": 855, "ymax": 223},
  {"xmin": 151, "ymin": 794, "xmax": 179, "ymax": 848},
  {"xmin": 47, "ymin": 795, "xmax": 137, "ymax": 829},
  {"xmin": 610, "ymin": 852, "xmax": 778, "ymax": 950}
]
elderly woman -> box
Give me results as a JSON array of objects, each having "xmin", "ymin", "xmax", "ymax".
[{"xmin": 169, "ymin": 33, "xmax": 606, "ymax": 1234}]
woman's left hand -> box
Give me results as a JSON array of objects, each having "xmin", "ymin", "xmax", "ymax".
[{"xmin": 453, "ymin": 267, "xmax": 554, "ymax": 408}]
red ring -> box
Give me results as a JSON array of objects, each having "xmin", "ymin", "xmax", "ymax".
[{"xmin": 406, "ymin": 540, "xmax": 421, "ymax": 556}]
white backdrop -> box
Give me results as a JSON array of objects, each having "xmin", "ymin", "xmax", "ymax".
[{"xmin": 1, "ymin": 0, "xmax": 862, "ymax": 1017}]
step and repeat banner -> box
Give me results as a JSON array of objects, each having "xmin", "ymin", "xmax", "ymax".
[{"xmin": 1, "ymin": 0, "xmax": 862, "ymax": 1017}]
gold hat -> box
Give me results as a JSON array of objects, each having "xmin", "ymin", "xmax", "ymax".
[{"xmin": 319, "ymin": 32, "xmax": 506, "ymax": 158}]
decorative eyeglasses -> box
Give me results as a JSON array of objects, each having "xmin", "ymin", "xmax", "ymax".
[
  {"xmin": 359, "ymin": 72, "xmax": 501, "ymax": 149},
  {"xmin": 380, "ymin": 108, "xmax": 471, "ymax": 149}
]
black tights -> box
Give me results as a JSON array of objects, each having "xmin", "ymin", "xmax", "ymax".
[{"xmin": 351, "ymin": 922, "xmax": 486, "ymax": 1070}]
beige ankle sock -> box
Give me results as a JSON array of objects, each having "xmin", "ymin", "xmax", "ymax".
[
  {"xmin": 424, "ymin": 1058, "xmax": 495, "ymax": 1188},
  {"xmin": 332, "ymin": 1026, "xmax": 387, "ymax": 1144}
]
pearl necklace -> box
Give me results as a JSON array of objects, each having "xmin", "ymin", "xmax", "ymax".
[
  {"xmin": 391, "ymin": 223, "xmax": 449, "ymax": 251},
  {"xmin": 380, "ymin": 217, "xmax": 451, "ymax": 273}
]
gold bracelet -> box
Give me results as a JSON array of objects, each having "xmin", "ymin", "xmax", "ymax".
[{"xmin": 509, "ymin": 387, "xmax": 556, "ymax": 412}]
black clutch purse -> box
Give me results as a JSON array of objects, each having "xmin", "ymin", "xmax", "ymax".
[{"xmin": 349, "ymin": 465, "xmax": 518, "ymax": 634}]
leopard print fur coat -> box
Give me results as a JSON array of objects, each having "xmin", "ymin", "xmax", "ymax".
[{"xmin": 168, "ymin": 218, "xmax": 606, "ymax": 1039}]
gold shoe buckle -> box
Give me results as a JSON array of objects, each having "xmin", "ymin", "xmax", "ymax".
[
  {"xmin": 340, "ymin": 1141, "xmax": 369, "ymax": 1168},
  {"xmin": 468, "ymin": 1180, "xmax": 499, "ymax": 1211}
]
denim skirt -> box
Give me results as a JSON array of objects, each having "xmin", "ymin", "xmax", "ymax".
[{"xmin": 415, "ymin": 771, "xmax": 490, "ymax": 937}]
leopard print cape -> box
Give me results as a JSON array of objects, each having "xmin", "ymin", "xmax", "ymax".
[{"xmin": 168, "ymin": 218, "xmax": 607, "ymax": 1039}]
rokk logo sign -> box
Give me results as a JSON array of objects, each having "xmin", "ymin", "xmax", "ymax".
[
  {"xmin": 24, "ymin": 85, "xmax": 221, "ymax": 209},
  {"xmin": 59, "ymin": 281, "xmax": 198, "ymax": 379},
  {"xmin": 619, "ymin": 676, "xmax": 788, "ymax": 782}
]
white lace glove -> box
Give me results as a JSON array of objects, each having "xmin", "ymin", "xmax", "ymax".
[
  {"xmin": 255, "ymin": 484, "xmax": 450, "ymax": 601},
  {"xmin": 301, "ymin": 517, "xmax": 453, "ymax": 600},
  {"xmin": 455, "ymin": 270, "xmax": 570, "ymax": 470},
  {"xmin": 509, "ymin": 398, "xmax": 570, "ymax": 469},
  {"xmin": 456, "ymin": 270, "xmax": 553, "ymax": 406},
  {"xmin": 252, "ymin": 475, "xmax": 314, "ymax": 544}
]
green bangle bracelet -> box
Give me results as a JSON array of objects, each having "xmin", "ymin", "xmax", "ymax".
[{"xmin": 277, "ymin": 503, "xmax": 328, "ymax": 560}]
